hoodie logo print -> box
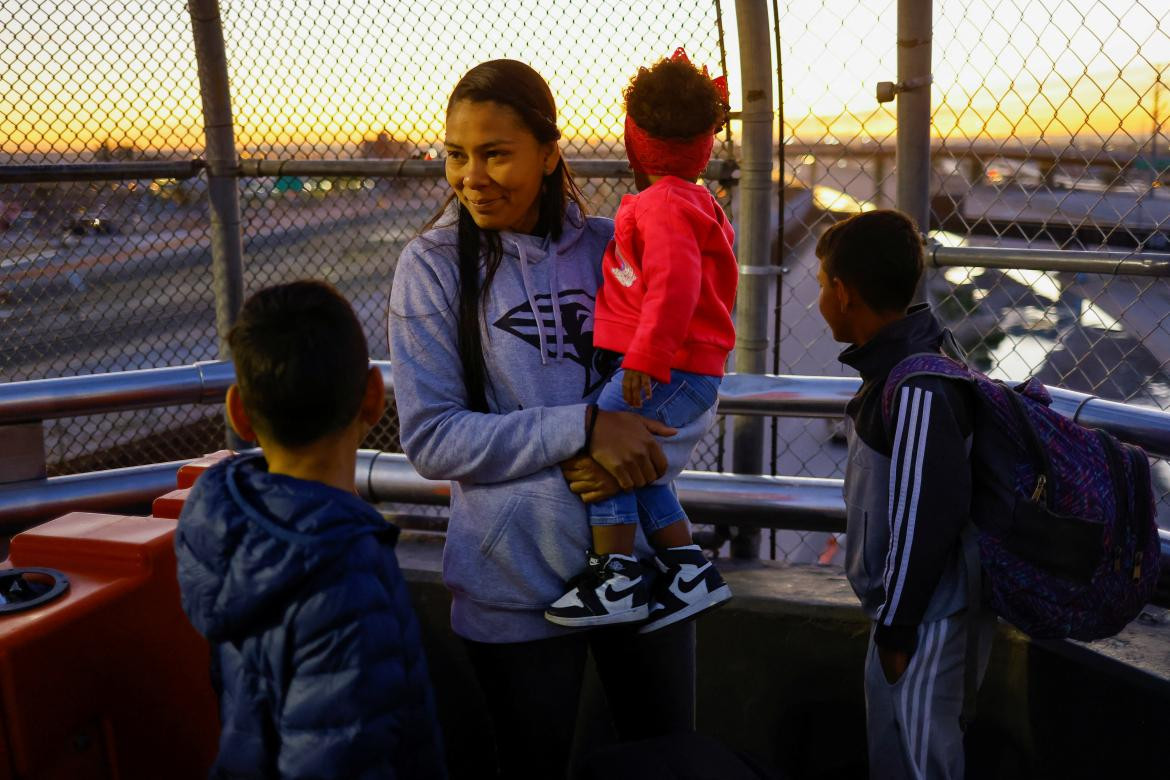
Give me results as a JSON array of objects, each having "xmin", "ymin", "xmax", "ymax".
[
  {"xmin": 609, "ymin": 246, "xmax": 637, "ymax": 288},
  {"xmin": 493, "ymin": 289, "xmax": 619, "ymax": 398}
]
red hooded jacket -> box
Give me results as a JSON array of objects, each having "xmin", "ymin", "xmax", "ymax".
[{"xmin": 594, "ymin": 176, "xmax": 737, "ymax": 383}]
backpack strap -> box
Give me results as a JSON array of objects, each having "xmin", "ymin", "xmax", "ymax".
[
  {"xmin": 880, "ymin": 352, "xmax": 972, "ymax": 427},
  {"xmin": 1099, "ymin": 432, "xmax": 1153, "ymax": 578},
  {"xmin": 999, "ymin": 382, "xmax": 1055, "ymax": 510},
  {"xmin": 1127, "ymin": 444, "xmax": 1154, "ymax": 567}
]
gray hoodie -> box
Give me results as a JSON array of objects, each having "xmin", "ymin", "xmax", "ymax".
[{"xmin": 388, "ymin": 202, "xmax": 709, "ymax": 642}]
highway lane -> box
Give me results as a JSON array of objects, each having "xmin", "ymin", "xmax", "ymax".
[
  {"xmin": 2, "ymin": 198, "xmax": 433, "ymax": 373},
  {"xmin": 3, "ymin": 198, "xmax": 433, "ymax": 469}
]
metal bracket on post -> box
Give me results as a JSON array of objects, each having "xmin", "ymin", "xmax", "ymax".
[
  {"xmin": 739, "ymin": 265, "xmax": 786, "ymax": 276},
  {"xmin": 0, "ymin": 422, "xmax": 47, "ymax": 485},
  {"xmin": 875, "ymin": 75, "xmax": 933, "ymax": 104},
  {"xmin": 0, "ymin": 420, "xmax": 46, "ymax": 554}
]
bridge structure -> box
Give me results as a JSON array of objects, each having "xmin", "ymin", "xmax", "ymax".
[
  {"xmin": 4, "ymin": 0, "xmax": 1170, "ymax": 776},
  {"xmin": 1, "ymin": 360, "xmax": 1170, "ymax": 776}
]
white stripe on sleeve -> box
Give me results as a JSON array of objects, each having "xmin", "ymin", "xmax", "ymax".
[
  {"xmin": 883, "ymin": 386, "xmax": 921, "ymax": 588},
  {"xmin": 883, "ymin": 387, "xmax": 934, "ymax": 624}
]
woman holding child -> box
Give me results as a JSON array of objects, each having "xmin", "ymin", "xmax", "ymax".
[{"xmin": 387, "ymin": 60, "xmax": 709, "ymax": 778}]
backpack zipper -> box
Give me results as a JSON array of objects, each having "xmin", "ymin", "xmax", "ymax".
[{"xmin": 1030, "ymin": 475, "xmax": 1047, "ymax": 503}]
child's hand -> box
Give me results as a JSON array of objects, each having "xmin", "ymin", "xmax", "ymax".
[
  {"xmin": 622, "ymin": 370, "xmax": 653, "ymax": 408},
  {"xmin": 878, "ymin": 646, "xmax": 911, "ymax": 684},
  {"xmin": 560, "ymin": 455, "xmax": 622, "ymax": 503}
]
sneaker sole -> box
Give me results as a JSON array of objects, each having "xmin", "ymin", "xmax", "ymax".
[
  {"xmin": 636, "ymin": 584, "xmax": 732, "ymax": 634},
  {"xmin": 544, "ymin": 604, "xmax": 650, "ymax": 628}
]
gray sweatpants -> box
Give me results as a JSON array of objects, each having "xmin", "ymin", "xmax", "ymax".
[{"xmin": 864, "ymin": 612, "xmax": 996, "ymax": 780}]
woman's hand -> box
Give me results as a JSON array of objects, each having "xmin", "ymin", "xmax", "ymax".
[
  {"xmin": 560, "ymin": 455, "xmax": 622, "ymax": 503},
  {"xmin": 589, "ymin": 410, "xmax": 676, "ymax": 490}
]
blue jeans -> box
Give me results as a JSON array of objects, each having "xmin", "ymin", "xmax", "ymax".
[{"xmin": 589, "ymin": 368, "xmax": 721, "ymax": 534}]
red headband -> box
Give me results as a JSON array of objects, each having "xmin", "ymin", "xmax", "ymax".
[
  {"xmin": 624, "ymin": 48, "xmax": 728, "ymax": 181},
  {"xmin": 625, "ymin": 115, "xmax": 714, "ymax": 180}
]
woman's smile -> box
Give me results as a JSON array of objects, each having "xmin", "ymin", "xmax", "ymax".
[{"xmin": 444, "ymin": 99, "xmax": 555, "ymax": 234}]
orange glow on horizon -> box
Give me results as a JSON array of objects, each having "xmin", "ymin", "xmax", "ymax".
[{"xmin": 1, "ymin": 1, "xmax": 1167, "ymax": 157}]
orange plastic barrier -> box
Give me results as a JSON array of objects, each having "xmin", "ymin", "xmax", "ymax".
[
  {"xmin": 0, "ymin": 512, "xmax": 219, "ymax": 780},
  {"xmin": 176, "ymin": 450, "xmax": 234, "ymax": 489},
  {"xmin": 151, "ymin": 488, "xmax": 191, "ymax": 520}
]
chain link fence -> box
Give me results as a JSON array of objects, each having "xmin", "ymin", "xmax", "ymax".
[
  {"xmin": 1, "ymin": 1, "xmax": 215, "ymax": 476},
  {"xmin": 773, "ymin": 0, "xmax": 1170, "ymax": 563},
  {"xmin": 5, "ymin": 0, "xmax": 1170, "ymax": 558},
  {"xmin": 1, "ymin": 0, "xmax": 731, "ymax": 479}
]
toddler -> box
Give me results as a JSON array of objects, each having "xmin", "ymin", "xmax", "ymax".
[{"xmin": 546, "ymin": 50, "xmax": 737, "ymax": 633}]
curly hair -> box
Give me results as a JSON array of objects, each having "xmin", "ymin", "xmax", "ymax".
[{"xmin": 623, "ymin": 57, "xmax": 727, "ymax": 139}]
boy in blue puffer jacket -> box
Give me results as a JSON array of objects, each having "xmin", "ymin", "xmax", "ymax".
[{"xmin": 175, "ymin": 280, "xmax": 445, "ymax": 779}]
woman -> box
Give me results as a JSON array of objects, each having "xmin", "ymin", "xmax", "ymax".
[{"xmin": 388, "ymin": 60, "xmax": 707, "ymax": 778}]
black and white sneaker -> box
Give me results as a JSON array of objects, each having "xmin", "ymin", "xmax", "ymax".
[
  {"xmin": 638, "ymin": 545, "xmax": 732, "ymax": 634},
  {"xmin": 545, "ymin": 552, "xmax": 650, "ymax": 628}
]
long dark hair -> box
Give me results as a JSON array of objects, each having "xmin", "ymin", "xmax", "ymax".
[{"xmin": 428, "ymin": 60, "xmax": 587, "ymax": 412}]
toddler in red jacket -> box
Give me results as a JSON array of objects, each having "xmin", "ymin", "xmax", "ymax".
[{"xmin": 546, "ymin": 50, "xmax": 738, "ymax": 632}]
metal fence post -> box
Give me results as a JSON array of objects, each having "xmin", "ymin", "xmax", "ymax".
[
  {"xmin": 730, "ymin": 0, "xmax": 775, "ymax": 559},
  {"xmin": 896, "ymin": 0, "xmax": 933, "ymax": 234},
  {"xmin": 188, "ymin": 0, "xmax": 245, "ymax": 449}
]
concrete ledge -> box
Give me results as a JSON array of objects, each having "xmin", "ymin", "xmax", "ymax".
[{"xmin": 396, "ymin": 535, "xmax": 1170, "ymax": 779}]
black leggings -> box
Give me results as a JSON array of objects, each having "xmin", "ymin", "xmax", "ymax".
[{"xmin": 464, "ymin": 621, "xmax": 696, "ymax": 780}]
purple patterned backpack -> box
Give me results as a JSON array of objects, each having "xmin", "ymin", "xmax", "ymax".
[{"xmin": 883, "ymin": 353, "xmax": 1161, "ymax": 640}]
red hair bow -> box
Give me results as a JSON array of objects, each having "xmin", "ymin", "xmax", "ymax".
[{"xmin": 671, "ymin": 47, "xmax": 730, "ymax": 105}]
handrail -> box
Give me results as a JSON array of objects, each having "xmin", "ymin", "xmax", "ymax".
[
  {"xmin": 780, "ymin": 140, "xmax": 1143, "ymax": 168},
  {"xmin": 358, "ymin": 451, "xmax": 846, "ymax": 532},
  {"xmin": 0, "ymin": 160, "xmax": 207, "ymax": 183},
  {"xmin": 1, "ymin": 450, "xmax": 1166, "ymax": 606},
  {"xmin": 0, "ymin": 451, "xmax": 844, "ymax": 531},
  {"xmin": 0, "ymin": 157, "xmax": 737, "ymax": 184},
  {"xmin": 0, "ymin": 460, "xmax": 191, "ymax": 525},
  {"xmin": 237, "ymin": 157, "xmax": 739, "ymax": 183},
  {"xmin": 0, "ymin": 362, "xmax": 236, "ymax": 423},
  {"xmin": 4, "ymin": 361, "xmax": 1170, "ymax": 459},
  {"xmin": 931, "ymin": 244, "xmax": 1170, "ymax": 278}
]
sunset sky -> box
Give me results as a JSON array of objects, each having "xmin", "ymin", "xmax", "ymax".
[{"xmin": 1, "ymin": 0, "xmax": 1167, "ymax": 158}]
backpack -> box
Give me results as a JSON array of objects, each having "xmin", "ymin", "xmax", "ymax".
[{"xmin": 882, "ymin": 353, "xmax": 1161, "ymax": 641}]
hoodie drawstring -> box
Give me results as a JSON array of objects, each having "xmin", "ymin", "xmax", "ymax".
[
  {"xmin": 549, "ymin": 245, "xmax": 565, "ymax": 362},
  {"xmin": 513, "ymin": 239, "xmax": 549, "ymax": 366}
]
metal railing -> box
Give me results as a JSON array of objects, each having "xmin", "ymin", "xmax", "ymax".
[
  {"xmin": 931, "ymin": 244, "xmax": 1170, "ymax": 278},
  {"xmin": 1, "ymin": 0, "xmax": 739, "ymax": 481},
  {"xmin": 0, "ymin": 158, "xmax": 738, "ymax": 185},
  {"xmin": 0, "ymin": 161, "xmax": 207, "ymax": 183},
  {"xmin": 6, "ymin": 0, "xmax": 1170, "ymax": 570},
  {"xmin": 1, "ymin": 361, "xmax": 1168, "ymax": 604},
  {"xmin": 7, "ymin": 360, "xmax": 1170, "ymax": 458}
]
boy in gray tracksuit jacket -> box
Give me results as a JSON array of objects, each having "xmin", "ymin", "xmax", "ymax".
[{"xmin": 814, "ymin": 210, "xmax": 995, "ymax": 780}]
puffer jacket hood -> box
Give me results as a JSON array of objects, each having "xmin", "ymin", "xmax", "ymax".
[
  {"xmin": 174, "ymin": 453, "xmax": 445, "ymax": 778},
  {"xmin": 176, "ymin": 453, "xmax": 394, "ymax": 641}
]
